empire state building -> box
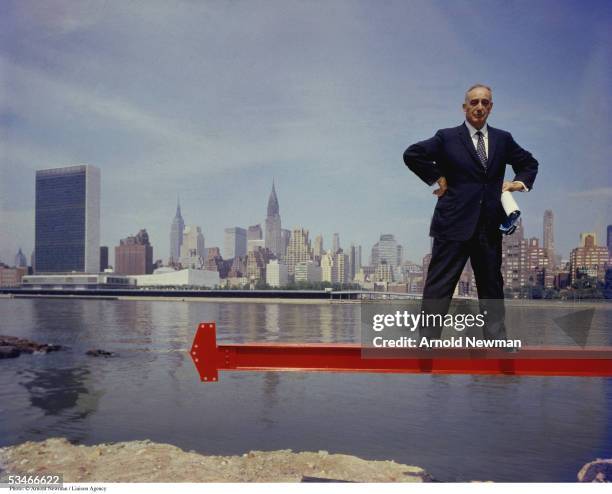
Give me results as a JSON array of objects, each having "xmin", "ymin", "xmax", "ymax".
[{"xmin": 265, "ymin": 181, "xmax": 282, "ymax": 258}]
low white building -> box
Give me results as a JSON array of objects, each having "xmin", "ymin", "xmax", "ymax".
[
  {"xmin": 22, "ymin": 273, "xmax": 135, "ymax": 289},
  {"xmin": 129, "ymin": 268, "xmax": 220, "ymax": 288},
  {"xmin": 266, "ymin": 260, "xmax": 288, "ymax": 287}
]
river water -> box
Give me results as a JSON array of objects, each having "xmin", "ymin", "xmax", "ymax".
[{"xmin": 0, "ymin": 298, "xmax": 610, "ymax": 482}]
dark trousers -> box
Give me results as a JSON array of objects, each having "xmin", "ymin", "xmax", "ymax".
[{"xmin": 421, "ymin": 216, "xmax": 506, "ymax": 340}]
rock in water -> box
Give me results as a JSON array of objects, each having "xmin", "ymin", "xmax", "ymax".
[
  {"xmin": 0, "ymin": 346, "xmax": 21, "ymax": 359},
  {"xmin": 86, "ymin": 349, "xmax": 115, "ymax": 357},
  {"xmin": 0, "ymin": 336, "xmax": 63, "ymax": 357}
]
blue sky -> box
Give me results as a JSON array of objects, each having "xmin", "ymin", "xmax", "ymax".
[{"xmin": 1, "ymin": 0, "xmax": 610, "ymax": 265}]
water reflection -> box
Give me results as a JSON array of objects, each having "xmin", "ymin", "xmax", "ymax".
[
  {"xmin": 16, "ymin": 365, "xmax": 102, "ymax": 444},
  {"xmin": 0, "ymin": 297, "xmax": 610, "ymax": 482}
]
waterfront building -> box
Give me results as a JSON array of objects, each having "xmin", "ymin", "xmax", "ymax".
[
  {"xmin": 227, "ymin": 256, "xmax": 246, "ymax": 278},
  {"xmin": 266, "ymin": 260, "xmax": 289, "ymax": 287},
  {"xmin": 374, "ymin": 261, "xmax": 394, "ymax": 283},
  {"xmin": 607, "ymin": 225, "xmax": 612, "ymax": 257},
  {"xmin": 22, "ymin": 273, "xmax": 135, "ymax": 289},
  {"xmin": 180, "ymin": 225, "xmax": 205, "ymax": 269},
  {"xmin": 333, "ymin": 250, "xmax": 350, "ymax": 284},
  {"xmin": 246, "ymin": 247, "xmax": 275, "ymax": 283},
  {"xmin": 129, "ymin": 267, "xmax": 219, "ymax": 288},
  {"xmin": 543, "ymin": 210, "xmax": 555, "ymax": 267},
  {"xmin": 501, "ymin": 220, "xmax": 527, "ymax": 290},
  {"xmin": 349, "ymin": 244, "xmax": 362, "ymax": 281},
  {"xmin": 264, "ymin": 181, "xmax": 282, "ymax": 257},
  {"xmin": 224, "ymin": 227, "xmax": 247, "ymax": 260},
  {"xmin": 502, "ymin": 221, "xmax": 554, "ymax": 290},
  {"xmin": 0, "ymin": 265, "xmax": 28, "ymax": 287},
  {"xmin": 35, "ymin": 165, "xmax": 100, "ymax": 273},
  {"xmin": 205, "ymin": 247, "xmax": 226, "ymax": 277},
  {"xmin": 321, "ymin": 252, "xmax": 334, "ymax": 283},
  {"xmin": 570, "ymin": 233, "xmax": 610, "ymax": 282},
  {"xmin": 286, "ymin": 228, "xmax": 311, "ymax": 275},
  {"xmin": 100, "ymin": 246, "xmax": 109, "ymax": 271},
  {"xmin": 115, "ymin": 229, "xmax": 153, "ymax": 275},
  {"xmin": 169, "ymin": 197, "xmax": 185, "ymax": 266},
  {"xmin": 294, "ymin": 261, "xmax": 322, "ymax": 283}
]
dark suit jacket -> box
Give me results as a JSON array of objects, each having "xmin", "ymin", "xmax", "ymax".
[{"xmin": 403, "ymin": 123, "xmax": 538, "ymax": 241}]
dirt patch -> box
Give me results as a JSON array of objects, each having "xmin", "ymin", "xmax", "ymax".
[{"xmin": 0, "ymin": 438, "xmax": 433, "ymax": 482}]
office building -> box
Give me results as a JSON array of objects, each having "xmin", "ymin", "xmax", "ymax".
[
  {"xmin": 332, "ymin": 233, "xmax": 340, "ymax": 254},
  {"xmin": 372, "ymin": 234, "xmax": 400, "ymax": 268},
  {"xmin": 265, "ymin": 181, "xmax": 282, "ymax": 257},
  {"xmin": 286, "ymin": 228, "xmax": 311, "ymax": 275},
  {"xmin": 281, "ymin": 229, "xmax": 291, "ymax": 260},
  {"xmin": 294, "ymin": 261, "xmax": 322, "ymax": 283},
  {"xmin": 570, "ymin": 233, "xmax": 610, "ymax": 282},
  {"xmin": 169, "ymin": 197, "xmax": 185, "ymax": 266},
  {"xmin": 180, "ymin": 225, "xmax": 205, "ymax": 269},
  {"xmin": 248, "ymin": 224, "xmax": 263, "ymax": 241},
  {"xmin": 543, "ymin": 210, "xmax": 555, "ymax": 266},
  {"xmin": 115, "ymin": 229, "xmax": 153, "ymax": 275},
  {"xmin": 224, "ymin": 227, "xmax": 247, "ymax": 259},
  {"xmin": 35, "ymin": 165, "xmax": 100, "ymax": 273},
  {"xmin": 100, "ymin": 246, "xmax": 108, "ymax": 271},
  {"xmin": 266, "ymin": 260, "xmax": 289, "ymax": 287},
  {"xmin": 246, "ymin": 247, "xmax": 274, "ymax": 282},
  {"xmin": 313, "ymin": 235, "xmax": 324, "ymax": 262}
]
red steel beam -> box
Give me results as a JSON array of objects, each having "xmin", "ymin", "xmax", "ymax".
[{"xmin": 189, "ymin": 322, "xmax": 612, "ymax": 382}]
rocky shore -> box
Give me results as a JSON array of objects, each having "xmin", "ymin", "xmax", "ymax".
[
  {"xmin": 0, "ymin": 335, "xmax": 62, "ymax": 359},
  {"xmin": 0, "ymin": 438, "xmax": 433, "ymax": 483}
]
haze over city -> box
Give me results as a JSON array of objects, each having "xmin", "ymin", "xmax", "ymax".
[{"xmin": 1, "ymin": 0, "xmax": 610, "ymax": 264}]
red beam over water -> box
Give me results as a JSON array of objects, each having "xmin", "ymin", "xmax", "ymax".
[{"xmin": 190, "ymin": 322, "xmax": 612, "ymax": 382}]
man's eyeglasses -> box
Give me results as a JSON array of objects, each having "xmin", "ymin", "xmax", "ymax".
[{"xmin": 468, "ymin": 99, "xmax": 491, "ymax": 107}]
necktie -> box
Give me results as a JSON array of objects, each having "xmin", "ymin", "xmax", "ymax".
[{"xmin": 475, "ymin": 131, "xmax": 487, "ymax": 168}]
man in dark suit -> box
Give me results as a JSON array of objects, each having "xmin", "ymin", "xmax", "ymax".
[{"xmin": 403, "ymin": 84, "xmax": 538, "ymax": 340}]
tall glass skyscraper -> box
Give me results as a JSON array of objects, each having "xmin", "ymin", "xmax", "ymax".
[{"xmin": 35, "ymin": 165, "xmax": 100, "ymax": 273}]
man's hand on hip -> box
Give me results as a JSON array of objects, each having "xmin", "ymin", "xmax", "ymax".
[
  {"xmin": 433, "ymin": 176, "xmax": 448, "ymax": 197},
  {"xmin": 502, "ymin": 180, "xmax": 527, "ymax": 192}
]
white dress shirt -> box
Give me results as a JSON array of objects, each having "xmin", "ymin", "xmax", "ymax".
[{"xmin": 464, "ymin": 121, "xmax": 528, "ymax": 191}]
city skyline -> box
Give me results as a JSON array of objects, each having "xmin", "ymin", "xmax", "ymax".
[
  {"xmin": 1, "ymin": 1, "xmax": 610, "ymax": 264},
  {"xmin": 0, "ymin": 165, "xmax": 612, "ymax": 275}
]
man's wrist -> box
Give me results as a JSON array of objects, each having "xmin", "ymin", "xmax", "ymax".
[{"xmin": 514, "ymin": 180, "xmax": 528, "ymax": 192}]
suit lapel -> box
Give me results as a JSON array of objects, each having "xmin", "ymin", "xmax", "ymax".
[
  {"xmin": 458, "ymin": 124, "xmax": 486, "ymax": 173},
  {"xmin": 486, "ymin": 126, "xmax": 498, "ymax": 173}
]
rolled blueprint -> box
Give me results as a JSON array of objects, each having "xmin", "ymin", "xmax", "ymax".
[{"xmin": 499, "ymin": 191, "xmax": 521, "ymax": 235}]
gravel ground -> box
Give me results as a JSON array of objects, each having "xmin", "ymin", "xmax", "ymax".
[{"xmin": 0, "ymin": 438, "xmax": 434, "ymax": 483}]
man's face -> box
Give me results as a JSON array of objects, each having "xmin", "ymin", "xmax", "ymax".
[{"xmin": 463, "ymin": 87, "xmax": 493, "ymax": 129}]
